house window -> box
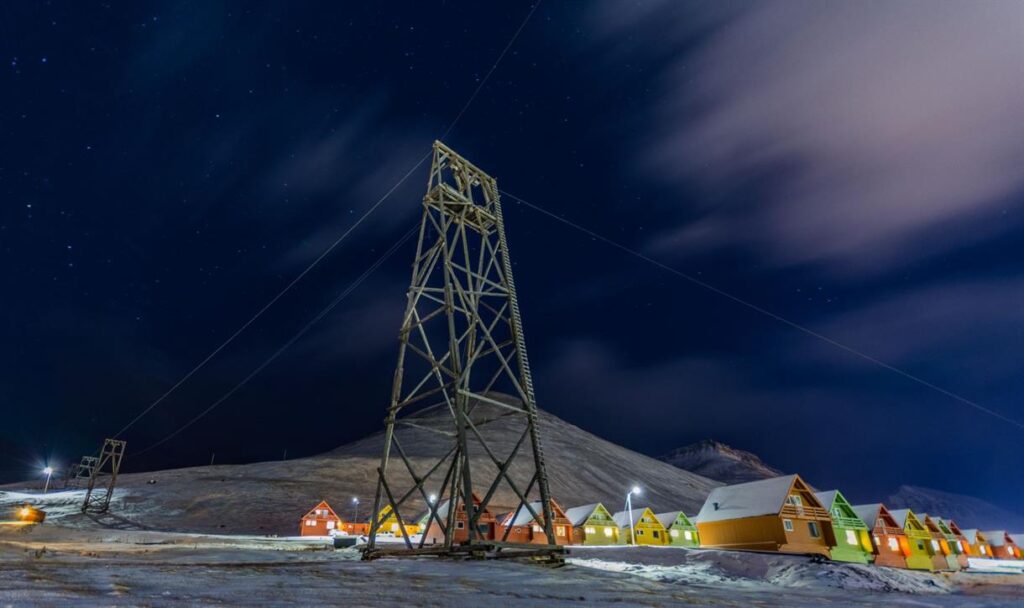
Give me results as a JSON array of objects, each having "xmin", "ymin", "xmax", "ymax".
[
  {"xmin": 532, "ymin": 525, "xmax": 542, "ymax": 533},
  {"xmin": 683, "ymin": 531, "xmax": 693, "ymax": 540},
  {"xmin": 873, "ymin": 535, "xmax": 880, "ymax": 547},
  {"xmin": 604, "ymin": 527, "xmax": 613, "ymax": 537},
  {"xmin": 653, "ymin": 530, "xmax": 660, "ymax": 539},
  {"xmin": 888, "ymin": 537, "xmax": 899, "ymax": 551},
  {"xmin": 456, "ymin": 521, "xmax": 465, "ymax": 529},
  {"xmin": 980, "ymin": 546, "xmax": 987, "ymax": 555},
  {"xmin": 391, "ymin": 523, "xmax": 399, "ymax": 532},
  {"xmin": 585, "ymin": 527, "xmax": 595, "ymax": 535},
  {"xmin": 845, "ymin": 530, "xmax": 858, "ymax": 545},
  {"xmin": 514, "ymin": 527, "xmax": 521, "ymax": 533},
  {"xmin": 637, "ymin": 529, "xmax": 643, "ymax": 536},
  {"xmin": 917, "ymin": 541, "xmax": 925, "ymax": 551},
  {"xmin": 783, "ymin": 519, "xmax": 794, "ymax": 532},
  {"xmin": 786, "ymin": 495, "xmax": 803, "ymax": 506},
  {"xmin": 556, "ymin": 526, "xmax": 566, "ymax": 537},
  {"xmin": 305, "ymin": 520, "xmax": 315, "ymax": 526},
  {"xmin": 960, "ymin": 541, "xmax": 969, "ymax": 552},
  {"xmin": 931, "ymin": 540, "xmax": 940, "ymax": 551},
  {"xmin": 808, "ymin": 522, "xmax": 820, "ymax": 538},
  {"xmin": 670, "ymin": 530, "xmax": 679, "ymax": 538},
  {"xmin": 326, "ymin": 521, "xmax": 335, "ymax": 529}
]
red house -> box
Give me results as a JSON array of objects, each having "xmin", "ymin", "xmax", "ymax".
[
  {"xmin": 496, "ymin": 499, "xmax": 573, "ymax": 545},
  {"xmin": 983, "ymin": 530, "xmax": 1022, "ymax": 560},
  {"xmin": 299, "ymin": 500, "xmax": 342, "ymax": 536},
  {"xmin": 851, "ymin": 503, "xmax": 909, "ymax": 569},
  {"xmin": 422, "ymin": 492, "xmax": 497, "ymax": 545}
]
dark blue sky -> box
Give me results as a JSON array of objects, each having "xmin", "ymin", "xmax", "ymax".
[{"xmin": 2, "ymin": 2, "xmax": 1022, "ymax": 510}]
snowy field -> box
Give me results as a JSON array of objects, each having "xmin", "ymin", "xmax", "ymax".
[{"xmin": 2, "ymin": 490, "xmax": 1023, "ymax": 606}]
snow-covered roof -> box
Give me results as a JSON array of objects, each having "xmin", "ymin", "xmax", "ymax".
[
  {"xmin": 564, "ymin": 503, "xmax": 601, "ymax": 527},
  {"xmin": 1010, "ymin": 533, "xmax": 1024, "ymax": 546},
  {"xmin": 850, "ymin": 504, "xmax": 882, "ymax": 529},
  {"xmin": 695, "ymin": 475, "xmax": 799, "ymax": 524},
  {"xmin": 982, "ymin": 530, "xmax": 1008, "ymax": 547},
  {"xmin": 501, "ymin": 501, "xmax": 545, "ymax": 527},
  {"xmin": 962, "ymin": 529, "xmax": 983, "ymax": 544},
  {"xmin": 888, "ymin": 509, "xmax": 914, "ymax": 529},
  {"xmin": 654, "ymin": 511, "xmax": 689, "ymax": 529},
  {"xmin": 612, "ymin": 507, "xmax": 651, "ymax": 528},
  {"xmin": 814, "ymin": 491, "xmax": 838, "ymax": 510}
]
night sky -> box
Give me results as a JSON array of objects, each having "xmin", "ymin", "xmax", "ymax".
[{"xmin": 3, "ymin": 2, "xmax": 1022, "ymax": 510}]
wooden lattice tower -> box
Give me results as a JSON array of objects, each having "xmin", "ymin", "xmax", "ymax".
[
  {"xmin": 81, "ymin": 438, "xmax": 126, "ymax": 513},
  {"xmin": 364, "ymin": 141, "xmax": 560, "ymax": 561}
]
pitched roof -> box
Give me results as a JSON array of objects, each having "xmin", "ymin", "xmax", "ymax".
[
  {"xmin": 815, "ymin": 490, "xmax": 839, "ymax": 510},
  {"xmin": 695, "ymin": 474, "xmax": 803, "ymax": 524},
  {"xmin": 1010, "ymin": 533, "xmax": 1024, "ymax": 546},
  {"xmin": 888, "ymin": 509, "xmax": 919, "ymax": 529},
  {"xmin": 654, "ymin": 511, "xmax": 685, "ymax": 528},
  {"xmin": 851, "ymin": 504, "xmax": 883, "ymax": 529},
  {"xmin": 982, "ymin": 530, "xmax": 1009, "ymax": 547},
  {"xmin": 962, "ymin": 529, "xmax": 984, "ymax": 544},
  {"xmin": 564, "ymin": 503, "xmax": 602, "ymax": 528},
  {"xmin": 612, "ymin": 507, "xmax": 656, "ymax": 528},
  {"xmin": 302, "ymin": 500, "xmax": 340, "ymax": 521}
]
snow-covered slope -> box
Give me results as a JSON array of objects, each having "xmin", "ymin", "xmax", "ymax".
[
  {"xmin": 658, "ymin": 439, "xmax": 783, "ymax": 484},
  {"xmin": 886, "ymin": 485, "xmax": 1024, "ymax": 530},
  {"xmin": 3, "ymin": 399, "xmax": 720, "ymax": 535}
]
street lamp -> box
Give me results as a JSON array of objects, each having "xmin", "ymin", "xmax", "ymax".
[
  {"xmin": 351, "ymin": 497, "xmax": 360, "ymax": 523},
  {"xmin": 625, "ymin": 486, "xmax": 641, "ymax": 545},
  {"xmin": 42, "ymin": 467, "xmax": 54, "ymax": 495},
  {"xmin": 428, "ymin": 494, "xmax": 437, "ymax": 504}
]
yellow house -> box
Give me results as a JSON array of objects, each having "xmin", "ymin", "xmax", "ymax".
[
  {"xmin": 373, "ymin": 504, "xmax": 421, "ymax": 537},
  {"xmin": 613, "ymin": 506, "xmax": 668, "ymax": 546}
]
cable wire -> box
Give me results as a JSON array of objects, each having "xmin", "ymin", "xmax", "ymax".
[
  {"xmin": 112, "ymin": 2, "xmax": 543, "ymax": 439},
  {"xmin": 501, "ymin": 189, "xmax": 1024, "ymax": 430},
  {"xmin": 133, "ymin": 225, "xmax": 419, "ymax": 456}
]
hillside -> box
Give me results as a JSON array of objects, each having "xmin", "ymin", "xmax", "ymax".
[
  {"xmin": 658, "ymin": 439, "xmax": 783, "ymax": 484},
  {"xmin": 887, "ymin": 485, "xmax": 1024, "ymax": 531},
  {"xmin": 8, "ymin": 400, "xmax": 719, "ymax": 535}
]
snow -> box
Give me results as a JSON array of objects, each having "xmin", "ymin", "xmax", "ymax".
[
  {"xmin": 695, "ymin": 474, "xmax": 797, "ymax": 523},
  {"xmin": 983, "ymin": 530, "xmax": 1010, "ymax": 547},
  {"xmin": 564, "ymin": 503, "xmax": 601, "ymax": 527}
]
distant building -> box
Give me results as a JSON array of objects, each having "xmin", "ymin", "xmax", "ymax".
[
  {"xmin": 612, "ymin": 506, "xmax": 668, "ymax": 546},
  {"xmin": 420, "ymin": 492, "xmax": 496, "ymax": 545},
  {"xmin": 888, "ymin": 509, "xmax": 936, "ymax": 571},
  {"xmin": 695, "ymin": 474, "xmax": 834, "ymax": 558},
  {"xmin": 851, "ymin": 503, "xmax": 909, "ymax": 569},
  {"xmin": 946, "ymin": 519, "xmax": 977, "ymax": 566},
  {"xmin": 921, "ymin": 515, "xmax": 961, "ymax": 571},
  {"xmin": 373, "ymin": 503, "xmax": 421, "ymax": 538},
  {"xmin": 814, "ymin": 490, "xmax": 872, "ymax": 564},
  {"xmin": 564, "ymin": 503, "xmax": 619, "ymax": 546},
  {"xmin": 982, "ymin": 530, "xmax": 1021, "ymax": 560},
  {"xmin": 654, "ymin": 511, "xmax": 700, "ymax": 547},
  {"xmin": 495, "ymin": 500, "xmax": 573, "ymax": 545},
  {"xmin": 299, "ymin": 500, "xmax": 342, "ymax": 537}
]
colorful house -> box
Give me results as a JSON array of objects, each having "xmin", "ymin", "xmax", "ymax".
[
  {"xmin": 565, "ymin": 503, "xmax": 619, "ymax": 546},
  {"xmin": 420, "ymin": 492, "xmax": 496, "ymax": 546},
  {"xmin": 299, "ymin": 500, "xmax": 342, "ymax": 536},
  {"xmin": 851, "ymin": 503, "xmax": 909, "ymax": 569},
  {"xmin": 814, "ymin": 490, "xmax": 872, "ymax": 564},
  {"xmin": 1012, "ymin": 534, "xmax": 1024, "ymax": 557},
  {"xmin": 695, "ymin": 474, "xmax": 835, "ymax": 558},
  {"xmin": 654, "ymin": 511, "xmax": 700, "ymax": 547},
  {"xmin": 922, "ymin": 515, "xmax": 961, "ymax": 571},
  {"xmin": 947, "ymin": 519, "xmax": 975, "ymax": 566},
  {"xmin": 982, "ymin": 530, "xmax": 1022, "ymax": 560},
  {"xmin": 962, "ymin": 529, "xmax": 993, "ymax": 558},
  {"xmin": 914, "ymin": 514, "xmax": 957, "ymax": 571},
  {"xmin": 496, "ymin": 500, "xmax": 573, "ymax": 546},
  {"xmin": 889, "ymin": 509, "xmax": 936, "ymax": 571},
  {"xmin": 373, "ymin": 503, "xmax": 421, "ymax": 538},
  {"xmin": 613, "ymin": 506, "xmax": 669, "ymax": 546}
]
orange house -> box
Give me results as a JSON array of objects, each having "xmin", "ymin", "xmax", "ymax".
[
  {"xmin": 983, "ymin": 530, "xmax": 1021, "ymax": 560},
  {"xmin": 851, "ymin": 503, "xmax": 910, "ymax": 569},
  {"xmin": 947, "ymin": 519, "xmax": 973, "ymax": 568},
  {"xmin": 299, "ymin": 500, "xmax": 342, "ymax": 536},
  {"xmin": 496, "ymin": 499, "xmax": 573, "ymax": 546},
  {"xmin": 422, "ymin": 492, "xmax": 497, "ymax": 546},
  {"xmin": 962, "ymin": 529, "xmax": 993, "ymax": 558},
  {"xmin": 695, "ymin": 474, "xmax": 835, "ymax": 558}
]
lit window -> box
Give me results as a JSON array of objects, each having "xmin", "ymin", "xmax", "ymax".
[
  {"xmin": 960, "ymin": 540, "xmax": 969, "ymax": 552},
  {"xmin": 783, "ymin": 519, "xmax": 794, "ymax": 532},
  {"xmin": 391, "ymin": 523, "xmax": 399, "ymax": 531},
  {"xmin": 787, "ymin": 495, "xmax": 803, "ymax": 506},
  {"xmin": 873, "ymin": 535, "xmax": 880, "ymax": 547},
  {"xmin": 684, "ymin": 531, "xmax": 693, "ymax": 540},
  {"xmin": 585, "ymin": 527, "xmax": 595, "ymax": 535},
  {"xmin": 604, "ymin": 527, "xmax": 613, "ymax": 537},
  {"xmin": 670, "ymin": 530, "xmax": 679, "ymax": 538},
  {"xmin": 931, "ymin": 540, "xmax": 940, "ymax": 551},
  {"xmin": 306, "ymin": 520, "xmax": 315, "ymax": 526},
  {"xmin": 556, "ymin": 526, "xmax": 566, "ymax": 536},
  {"xmin": 808, "ymin": 522, "xmax": 820, "ymax": 538},
  {"xmin": 888, "ymin": 537, "xmax": 899, "ymax": 551},
  {"xmin": 326, "ymin": 521, "xmax": 335, "ymax": 529},
  {"xmin": 980, "ymin": 546, "xmax": 987, "ymax": 555},
  {"xmin": 846, "ymin": 530, "xmax": 858, "ymax": 545}
]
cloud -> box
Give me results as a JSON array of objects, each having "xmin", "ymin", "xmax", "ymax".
[{"xmin": 594, "ymin": 1, "xmax": 1024, "ymax": 272}]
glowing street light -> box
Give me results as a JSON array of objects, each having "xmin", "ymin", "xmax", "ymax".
[
  {"xmin": 428, "ymin": 494, "xmax": 437, "ymax": 504},
  {"xmin": 42, "ymin": 466, "xmax": 54, "ymax": 495},
  {"xmin": 351, "ymin": 496, "xmax": 360, "ymax": 522},
  {"xmin": 625, "ymin": 485, "xmax": 642, "ymax": 546}
]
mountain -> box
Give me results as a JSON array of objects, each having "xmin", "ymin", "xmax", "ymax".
[
  {"xmin": 7, "ymin": 398, "xmax": 720, "ymax": 535},
  {"xmin": 658, "ymin": 439, "xmax": 784, "ymax": 485},
  {"xmin": 886, "ymin": 485, "xmax": 1024, "ymax": 531}
]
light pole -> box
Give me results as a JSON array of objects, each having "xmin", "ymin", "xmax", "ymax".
[
  {"xmin": 42, "ymin": 467, "xmax": 54, "ymax": 495},
  {"xmin": 352, "ymin": 497, "xmax": 359, "ymax": 523},
  {"xmin": 625, "ymin": 485, "xmax": 641, "ymax": 545}
]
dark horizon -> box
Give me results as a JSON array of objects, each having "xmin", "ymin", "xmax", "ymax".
[{"xmin": 3, "ymin": 2, "xmax": 1022, "ymax": 514}]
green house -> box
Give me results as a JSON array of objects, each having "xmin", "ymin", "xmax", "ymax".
[
  {"xmin": 564, "ymin": 503, "xmax": 620, "ymax": 545},
  {"xmin": 890, "ymin": 509, "xmax": 936, "ymax": 571},
  {"xmin": 815, "ymin": 490, "xmax": 872, "ymax": 563},
  {"xmin": 654, "ymin": 511, "xmax": 700, "ymax": 547},
  {"xmin": 923, "ymin": 515, "xmax": 962, "ymax": 571}
]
